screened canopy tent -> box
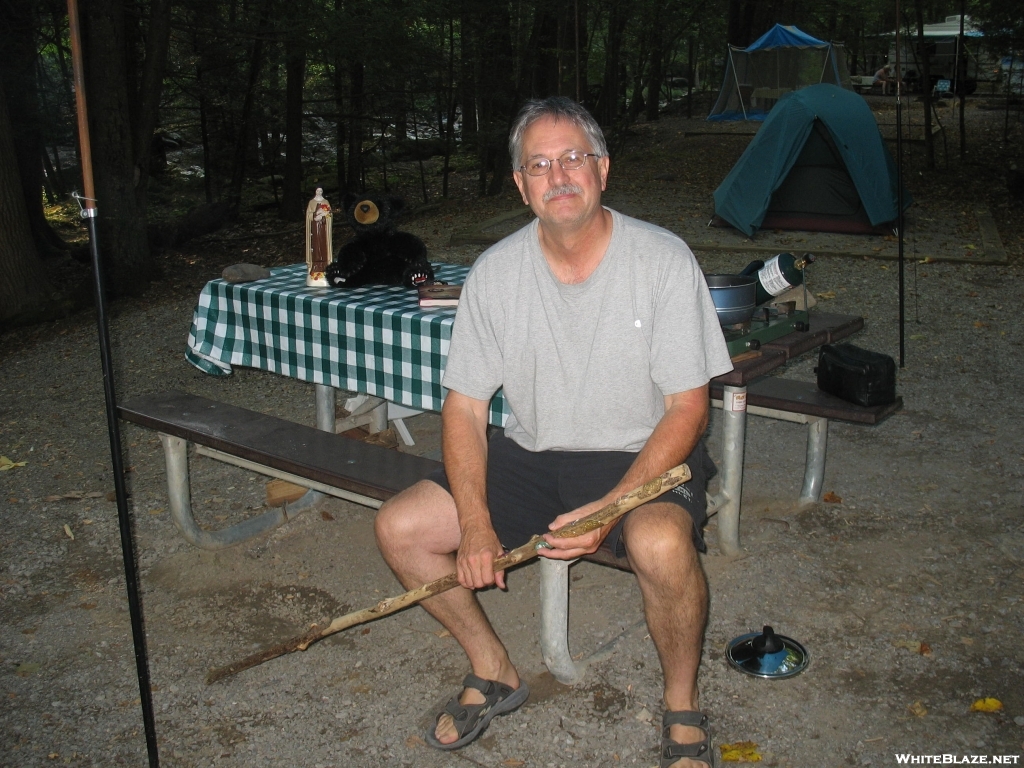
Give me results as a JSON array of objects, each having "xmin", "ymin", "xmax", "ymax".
[
  {"xmin": 708, "ymin": 24, "xmax": 851, "ymax": 121},
  {"xmin": 713, "ymin": 84, "xmax": 910, "ymax": 236}
]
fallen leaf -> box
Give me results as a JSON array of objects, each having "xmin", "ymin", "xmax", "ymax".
[
  {"xmin": 84, "ymin": 491, "xmax": 104, "ymax": 499},
  {"xmin": 405, "ymin": 735, "xmax": 427, "ymax": 748},
  {"xmin": 0, "ymin": 456, "xmax": 27, "ymax": 471},
  {"xmin": 894, "ymin": 640, "xmax": 932, "ymax": 656},
  {"xmin": 970, "ymin": 698, "xmax": 1003, "ymax": 713},
  {"xmin": 961, "ymin": 637, "xmax": 974, "ymax": 645},
  {"xmin": 434, "ymin": 629, "xmax": 452, "ymax": 638},
  {"xmin": 502, "ymin": 760, "xmax": 526, "ymax": 768},
  {"xmin": 822, "ymin": 491, "xmax": 842, "ymax": 504},
  {"xmin": 149, "ymin": 507, "xmax": 164, "ymax": 515},
  {"xmin": 63, "ymin": 524, "xmax": 74, "ymax": 541},
  {"xmin": 816, "ymin": 290, "xmax": 836, "ymax": 300},
  {"xmin": 909, "ymin": 334, "xmax": 925, "ymax": 340},
  {"xmin": 43, "ymin": 495, "xmax": 63, "ymax": 502},
  {"xmin": 720, "ymin": 740, "xmax": 763, "ymax": 762},
  {"xmin": 973, "ymin": 321, "xmax": 989, "ymax": 329},
  {"xmin": 966, "ymin": 291, "xmax": 979, "ymax": 297},
  {"xmin": 908, "ymin": 700, "xmax": 928, "ymax": 717},
  {"xmin": 920, "ymin": 257, "xmax": 935, "ymax": 263},
  {"xmin": 105, "ymin": 491, "xmax": 116, "ymax": 502},
  {"xmin": 321, "ymin": 510, "xmax": 335, "ymax": 521},
  {"xmin": 360, "ymin": 628, "xmax": 370, "ymax": 635},
  {"xmin": 78, "ymin": 602, "xmax": 97, "ymax": 610},
  {"xmin": 966, "ymin": 244, "xmax": 977, "ymax": 250}
]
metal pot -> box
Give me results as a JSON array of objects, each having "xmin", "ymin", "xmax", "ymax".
[{"xmin": 706, "ymin": 274, "xmax": 757, "ymax": 325}]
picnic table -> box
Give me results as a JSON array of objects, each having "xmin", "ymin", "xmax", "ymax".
[{"xmin": 186, "ymin": 263, "xmax": 879, "ymax": 556}]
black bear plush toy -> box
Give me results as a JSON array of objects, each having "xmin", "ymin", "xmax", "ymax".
[{"xmin": 325, "ymin": 194, "xmax": 434, "ymax": 289}]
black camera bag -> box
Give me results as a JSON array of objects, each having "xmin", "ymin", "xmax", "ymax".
[{"xmin": 815, "ymin": 343, "xmax": 896, "ymax": 407}]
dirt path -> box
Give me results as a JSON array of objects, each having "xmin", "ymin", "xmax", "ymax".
[{"xmin": 2, "ymin": 106, "xmax": 1023, "ymax": 767}]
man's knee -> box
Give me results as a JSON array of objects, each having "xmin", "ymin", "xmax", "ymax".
[
  {"xmin": 375, "ymin": 480, "xmax": 456, "ymax": 553},
  {"xmin": 622, "ymin": 504, "xmax": 698, "ymax": 575}
]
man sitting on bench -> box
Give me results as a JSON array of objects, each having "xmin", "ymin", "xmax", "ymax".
[{"xmin": 374, "ymin": 96, "xmax": 732, "ymax": 767}]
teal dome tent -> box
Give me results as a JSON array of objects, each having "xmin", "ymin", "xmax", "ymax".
[{"xmin": 713, "ymin": 83, "xmax": 911, "ymax": 236}]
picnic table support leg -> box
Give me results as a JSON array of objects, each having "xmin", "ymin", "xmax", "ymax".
[
  {"xmin": 286, "ymin": 384, "xmax": 339, "ymax": 514},
  {"xmin": 539, "ymin": 557, "xmax": 583, "ymax": 685},
  {"xmin": 798, "ymin": 417, "xmax": 828, "ymax": 505},
  {"xmin": 315, "ymin": 384, "xmax": 335, "ymax": 432},
  {"xmin": 159, "ymin": 433, "xmax": 290, "ymax": 550},
  {"xmin": 714, "ymin": 385, "xmax": 746, "ymax": 557}
]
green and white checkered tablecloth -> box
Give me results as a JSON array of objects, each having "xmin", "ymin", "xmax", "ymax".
[{"xmin": 186, "ymin": 263, "xmax": 509, "ymax": 426}]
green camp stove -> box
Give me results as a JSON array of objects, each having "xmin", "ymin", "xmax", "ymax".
[{"xmin": 721, "ymin": 306, "xmax": 810, "ymax": 357}]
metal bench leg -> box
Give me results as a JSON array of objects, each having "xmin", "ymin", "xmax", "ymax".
[
  {"xmin": 539, "ymin": 557, "xmax": 583, "ymax": 685},
  {"xmin": 798, "ymin": 417, "xmax": 828, "ymax": 505},
  {"xmin": 159, "ymin": 433, "xmax": 289, "ymax": 550},
  {"xmin": 713, "ymin": 385, "xmax": 747, "ymax": 557}
]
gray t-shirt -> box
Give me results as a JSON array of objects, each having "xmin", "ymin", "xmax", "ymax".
[{"xmin": 443, "ymin": 208, "xmax": 733, "ymax": 452}]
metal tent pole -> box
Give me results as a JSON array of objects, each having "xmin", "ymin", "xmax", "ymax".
[
  {"xmin": 895, "ymin": 0, "xmax": 906, "ymax": 367},
  {"xmin": 66, "ymin": 0, "xmax": 160, "ymax": 764}
]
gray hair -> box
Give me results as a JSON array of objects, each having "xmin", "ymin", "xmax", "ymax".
[{"xmin": 508, "ymin": 97, "xmax": 608, "ymax": 171}]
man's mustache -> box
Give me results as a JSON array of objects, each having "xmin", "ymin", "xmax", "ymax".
[{"xmin": 543, "ymin": 183, "xmax": 584, "ymax": 202}]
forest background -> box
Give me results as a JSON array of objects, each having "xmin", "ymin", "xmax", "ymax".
[{"xmin": 0, "ymin": 0, "xmax": 1022, "ymax": 328}]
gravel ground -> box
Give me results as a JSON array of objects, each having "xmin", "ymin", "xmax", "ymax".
[{"xmin": 2, "ymin": 106, "xmax": 1023, "ymax": 767}]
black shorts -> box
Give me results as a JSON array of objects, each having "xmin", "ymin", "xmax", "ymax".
[{"xmin": 427, "ymin": 432, "xmax": 714, "ymax": 557}]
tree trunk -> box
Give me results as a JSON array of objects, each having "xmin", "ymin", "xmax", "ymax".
[
  {"xmin": 913, "ymin": 1, "xmax": 935, "ymax": 170},
  {"xmin": 131, "ymin": 0, "xmax": 172, "ymax": 212},
  {"xmin": 347, "ymin": 60, "xmax": 364, "ymax": 192},
  {"xmin": 282, "ymin": 38, "xmax": 306, "ymax": 221},
  {"xmin": 81, "ymin": 0, "xmax": 155, "ymax": 295},
  {"xmin": 226, "ymin": 0, "xmax": 272, "ymax": 215},
  {"xmin": 1, "ymin": 0, "xmax": 70, "ymax": 260},
  {"xmin": 0, "ymin": 78, "xmax": 58, "ymax": 327}
]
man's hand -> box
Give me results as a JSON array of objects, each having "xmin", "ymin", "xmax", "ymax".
[
  {"xmin": 539, "ymin": 499, "xmax": 612, "ymax": 560},
  {"xmin": 456, "ymin": 522, "xmax": 508, "ymax": 590}
]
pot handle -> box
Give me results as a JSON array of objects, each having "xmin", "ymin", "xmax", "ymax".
[{"xmin": 738, "ymin": 259, "xmax": 764, "ymax": 277}]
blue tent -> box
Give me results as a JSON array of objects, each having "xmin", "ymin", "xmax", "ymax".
[
  {"xmin": 747, "ymin": 24, "xmax": 832, "ymax": 50},
  {"xmin": 713, "ymin": 84, "xmax": 910, "ymax": 236},
  {"xmin": 708, "ymin": 24, "xmax": 851, "ymax": 121}
]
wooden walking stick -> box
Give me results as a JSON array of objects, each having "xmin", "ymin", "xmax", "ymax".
[{"xmin": 206, "ymin": 464, "xmax": 691, "ymax": 684}]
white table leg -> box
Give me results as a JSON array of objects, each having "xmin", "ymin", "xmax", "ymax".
[
  {"xmin": 715, "ymin": 385, "xmax": 747, "ymax": 557},
  {"xmin": 798, "ymin": 416, "xmax": 828, "ymax": 505},
  {"xmin": 539, "ymin": 557, "xmax": 583, "ymax": 685}
]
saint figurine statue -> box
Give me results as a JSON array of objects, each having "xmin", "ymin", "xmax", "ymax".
[{"xmin": 304, "ymin": 188, "xmax": 332, "ymax": 287}]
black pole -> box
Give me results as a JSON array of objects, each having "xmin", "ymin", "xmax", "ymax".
[
  {"xmin": 895, "ymin": 0, "xmax": 906, "ymax": 368},
  {"xmin": 82, "ymin": 207, "xmax": 161, "ymax": 768},
  {"xmin": 66, "ymin": 0, "xmax": 160, "ymax": 763}
]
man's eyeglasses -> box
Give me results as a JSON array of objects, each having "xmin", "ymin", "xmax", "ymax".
[{"xmin": 519, "ymin": 151, "xmax": 600, "ymax": 177}]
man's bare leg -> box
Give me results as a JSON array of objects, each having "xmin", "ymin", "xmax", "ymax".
[
  {"xmin": 623, "ymin": 502, "xmax": 710, "ymax": 767},
  {"xmin": 375, "ymin": 480, "xmax": 520, "ymax": 745}
]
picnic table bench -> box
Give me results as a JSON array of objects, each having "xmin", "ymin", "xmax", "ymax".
[{"xmin": 121, "ymin": 348, "xmax": 901, "ymax": 684}]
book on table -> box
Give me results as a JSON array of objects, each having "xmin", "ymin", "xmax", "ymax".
[{"xmin": 417, "ymin": 283, "xmax": 462, "ymax": 308}]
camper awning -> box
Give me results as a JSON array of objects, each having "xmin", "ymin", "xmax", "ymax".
[
  {"xmin": 886, "ymin": 14, "xmax": 983, "ymax": 39},
  {"xmin": 746, "ymin": 24, "xmax": 830, "ymax": 51}
]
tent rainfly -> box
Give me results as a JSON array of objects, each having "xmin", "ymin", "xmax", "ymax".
[
  {"xmin": 708, "ymin": 24, "xmax": 851, "ymax": 121},
  {"xmin": 712, "ymin": 83, "xmax": 911, "ymax": 236}
]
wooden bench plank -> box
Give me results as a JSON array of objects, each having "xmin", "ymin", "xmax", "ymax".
[
  {"xmin": 761, "ymin": 312, "xmax": 864, "ymax": 360},
  {"xmin": 119, "ymin": 391, "xmax": 440, "ymax": 502},
  {"xmin": 711, "ymin": 377, "xmax": 902, "ymax": 424},
  {"xmin": 712, "ymin": 349, "xmax": 787, "ymax": 387}
]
